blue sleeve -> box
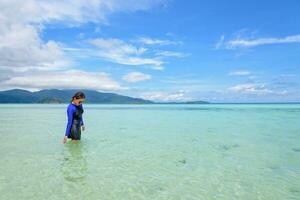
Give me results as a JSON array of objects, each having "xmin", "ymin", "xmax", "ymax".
[
  {"xmin": 65, "ymin": 105, "xmax": 75, "ymax": 136},
  {"xmin": 80, "ymin": 104, "xmax": 84, "ymax": 126}
]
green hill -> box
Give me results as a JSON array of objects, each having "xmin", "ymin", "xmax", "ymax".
[{"xmin": 0, "ymin": 89, "xmax": 209, "ymax": 104}]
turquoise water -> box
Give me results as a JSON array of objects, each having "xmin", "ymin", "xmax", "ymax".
[{"xmin": 0, "ymin": 104, "xmax": 299, "ymax": 200}]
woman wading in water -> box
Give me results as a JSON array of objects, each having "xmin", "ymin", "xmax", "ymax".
[{"xmin": 63, "ymin": 91, "xmax": 86, "ymax": 144}]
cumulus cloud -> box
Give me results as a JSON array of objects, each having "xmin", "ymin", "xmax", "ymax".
[
  {"xmin": 0, "ymin": 69, "xmax": 124, "ymax": 92},
  {"xmin": 122, "ymin": 71, "xmax": 151, "ymax": 82},
  {"xmin": 0, "ymin": 0, "xmax": 171, "ymax": 91},
  {"xmin": 0, "ymin": 0, "xmax": 166, "ymax": 72},
  {"xmin": 0, "ymin": 20, "xmax": 68, "ymax": 71}
]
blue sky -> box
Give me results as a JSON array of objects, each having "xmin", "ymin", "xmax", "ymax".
[{"xmin": 0, "ymin": 0, "xmax": 300, "ymax": 102}]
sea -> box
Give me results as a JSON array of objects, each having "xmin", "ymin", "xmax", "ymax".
[{"xmin": 0, "ymin": 103, "xmax": 299, "ymax": 200}]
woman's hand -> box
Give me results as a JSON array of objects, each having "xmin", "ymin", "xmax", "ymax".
[
  {"xmin": 63, "ymin": 136, "xmax": 68, "ymax": 144},
  {"xmin": 81, "ymin": 125, "xmax": 85, "ymax": 131}
]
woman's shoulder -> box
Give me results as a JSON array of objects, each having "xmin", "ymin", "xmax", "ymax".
[{"xmin": 67, "ymin": 103, "xmax": 76, "ymax": 110}]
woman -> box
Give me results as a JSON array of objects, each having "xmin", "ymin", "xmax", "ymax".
[{"xmin": 63, "ymin": 91, "xmax": 86, "ymax": 144}]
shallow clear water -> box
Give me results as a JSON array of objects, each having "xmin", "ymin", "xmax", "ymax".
[{"xmin": 0, "ymin": 104, "xmax": 299, "ymax": 200}]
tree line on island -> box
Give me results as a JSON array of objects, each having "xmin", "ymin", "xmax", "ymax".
[{"xmin": 0, "ymin": 89, "xmax": 209, "ymax": 104}]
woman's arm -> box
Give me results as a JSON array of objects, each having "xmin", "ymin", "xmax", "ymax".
[{"xmin": 65, "ymin": 105, "xmax": 74, "ymax": 137}]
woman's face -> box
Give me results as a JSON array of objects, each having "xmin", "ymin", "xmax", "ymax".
[{"xmin": 73, "ymin": 98, "xmax": 85, "ymax": 106}]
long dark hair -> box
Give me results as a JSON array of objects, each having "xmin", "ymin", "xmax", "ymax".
[{"xmin": 70, "ymin": 91, "xmax": 86, "ymax": 103}]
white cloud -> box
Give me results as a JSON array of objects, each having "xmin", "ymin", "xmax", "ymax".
[
  {"xmin": 150, "ymin": 66, "xmax": 165, "ymax": 70},
  {"xmin": 0, "ymin": 0, "xmax": 166, "ymax": 71},
  {"xmin": 228, "ymin": 84, "xmax": 273, "ymax": 94},
  {"xmin": 122, "ymin": 71, "xmax": 151, "ymax": 82},
  {"xmin": 0, "ymin": 22, "xmax": 68, "ymax": 71},
  {"xmin": 1, "ymin": 0, "xmax": 166, "ymax": 25},
  {"xmin": 227, "ymin": 34, "xmax": 300, "ymax": 49},
  {"xmin": 0, "ymin": 0, "xmax": 171, "ymax": 92},
  {"xmin": 0, "ymin": 69, "xmax": 124, "ymax": 92},
  {"xmin": 140, "ymin": 90, "xmax": 193, "ymax": 102},
  {"xmin": 215, "ymin": 35, "xmax": 225, "ymax": 50},
  {"xmin": 228, "ymin": 70, "xmax": 251, "ymax": 76},
  {"xmin": 155, "ymin": 50, "xmax": 187, "ymax": 58},
  {"xmin": 88, "ymin": 38, "xmax": 164, "ymax": 66},
  {"xmin": 216, "ymin": 32, "xmax": 300, "ymax": 49},
  {"xmin": 137, "ymin": 37, "xmax": 182, "ymax": 45}
]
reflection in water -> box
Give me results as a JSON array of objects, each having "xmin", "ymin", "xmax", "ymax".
[{"xmin": 61, "ymin": 141, "xmax": 88, "ymax": 187}]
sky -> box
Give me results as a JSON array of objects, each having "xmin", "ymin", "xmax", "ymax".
[{"xmin": 0, "ymin": 0, "xmax": 300, "ymax": 103}]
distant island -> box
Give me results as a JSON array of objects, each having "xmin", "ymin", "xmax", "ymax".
[{"xmin": 0, "ymin": 89, "xmax": 209, "ymax": 104}]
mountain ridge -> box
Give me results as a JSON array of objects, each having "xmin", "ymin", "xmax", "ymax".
[{"xmin": 0, "ymin": 89, "xmax": 209, "ymax": 104}]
